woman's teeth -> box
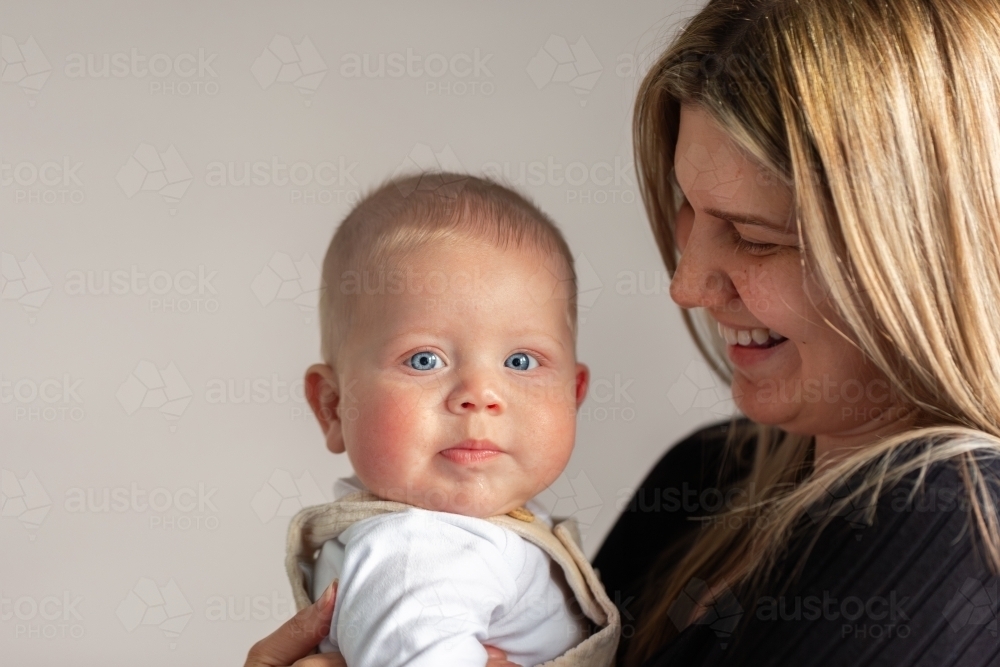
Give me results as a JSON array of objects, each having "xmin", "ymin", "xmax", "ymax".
[{"xmin": 717, "ymin": 322, "xmax": 787, "ymax": 347}]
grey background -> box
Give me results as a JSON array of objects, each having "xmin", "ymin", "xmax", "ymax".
[{"xmin": 0, "ymin": 1, "xmax": 735, "ymax": 663}]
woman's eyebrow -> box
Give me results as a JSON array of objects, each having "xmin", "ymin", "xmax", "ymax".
[{"xmin": 703, "ymin": 206, "xmax": 793, "ymax": 232}]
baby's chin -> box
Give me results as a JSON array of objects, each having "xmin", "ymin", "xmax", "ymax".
[{"xmin": 368, "ymin": 480, "xmax": 529, "ymax": 518}]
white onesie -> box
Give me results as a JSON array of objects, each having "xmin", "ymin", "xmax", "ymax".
[{"xmin": 309, "ymin": 476, "xmax": 590, "ymax": 667}]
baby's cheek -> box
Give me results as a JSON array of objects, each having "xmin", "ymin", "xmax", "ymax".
[
  {"xmin": 512, "ymin": 382, "xmax": 578, "ymax": 490},
  {"xmin": 343, "ymin": 386, "xmax": 428, "ymax": 489},
  {"xmin": 512, "ymin": 373, "xmax": 577, "ymax": 412}
]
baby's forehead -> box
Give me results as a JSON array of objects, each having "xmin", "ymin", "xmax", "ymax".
[
  {"xmin": 393, "ymin": 231, "xmax": 569, "ymax": 274},
  {"xmin": 346, "ymin": 243, "xmax": 576, "ymax": 335}
]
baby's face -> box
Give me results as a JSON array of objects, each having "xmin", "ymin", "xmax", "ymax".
[{"xmin": 333, "ymin": 236, "xmax": 587, "ymax": 518}]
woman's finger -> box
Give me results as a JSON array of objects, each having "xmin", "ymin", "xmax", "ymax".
[
  {"xmin": 483, "ymin": 644, "xmax": 522, "ymax": 667},
  {"xmin": 484, "ymin": 645, "xmax": 507, "ymax": 659},
  {"xmin": 245, "ymin": 582, "xmax": 338, "ymax": 667},
  {"xmin": 291, "ymin": 653, "xmax": 347, "ymax": 667}
]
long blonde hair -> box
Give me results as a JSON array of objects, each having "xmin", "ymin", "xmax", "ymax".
[{"xmin": 628, "ymin": 0, "xmax": 1000, "ymax": 662}]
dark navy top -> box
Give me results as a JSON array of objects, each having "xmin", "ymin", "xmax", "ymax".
[{"xmin": 593, "ymin": 419, "xmax": 1000, "ymax": 666}]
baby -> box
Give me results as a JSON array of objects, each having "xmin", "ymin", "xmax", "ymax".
[{"xmin": 285, "ymin": 172, "xmax": 618, "ymax": 666}]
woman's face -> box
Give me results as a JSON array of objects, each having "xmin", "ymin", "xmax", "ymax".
[{"xmin": 670, "ymin": 104, "xmax": 909, "ymax": 454}]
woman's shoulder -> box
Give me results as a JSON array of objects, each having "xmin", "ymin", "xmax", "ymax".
[
  {"xmin": 644, "ymin": 436, "xmax": 1000, "ymax": 667},
  {"xmin": 593, "ymin": 418, "xmax": 752, "ymax": 648},
  {"xmin": 816, "ymin": 436, "xmax": 1000, "ymax": 543},
  {"xmin": 618, "ymin": 416, "xmax": 753, "ymax": 503},
  {"xmin": 709, "ymin": 442, "xmax": 1000, "ymax": 666},
  {"xmin": 879, "ymin": 438, "xmax": 1000, "ymax": 512}
]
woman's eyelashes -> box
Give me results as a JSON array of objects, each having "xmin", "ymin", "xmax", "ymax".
[
  {"xmin": 405, "ymin": 350, "xmax": 541, "ymax": 372},
  {"xmin": 731, "ymin": 230, "xmax": 778, "ymax": 255},
  {"xmin": 677, "ymin": 196, "xmax": 782, "ymax": 255}
]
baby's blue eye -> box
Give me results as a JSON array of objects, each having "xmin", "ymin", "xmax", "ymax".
[
  {"xmin": 504, "ymin": 352, "xmax": 538, "ymax": 371},
  {"xmin": 408, "ymin": 351, "xmax": 442, "ymax": 371}
]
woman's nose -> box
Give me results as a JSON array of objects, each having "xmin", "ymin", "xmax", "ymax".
[
  {"xmin": 446, "ymin": 370, "xmax": 504, "ymax": 415},
  {"xmin": 669, "ymin": 223, "xmax": 738, "ymax": 311}
]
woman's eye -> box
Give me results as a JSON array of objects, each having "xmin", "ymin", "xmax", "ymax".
[
  {"xmin": 731, "ymin": 231, "xmax": 777, "ymax": 255},
  {"xmin": 408, "ymin": 351, "xmax": 442, "ymax": 371},
  {"xmin": 504, "ymin": 352, "xmax": 539, "ymax": 371}
]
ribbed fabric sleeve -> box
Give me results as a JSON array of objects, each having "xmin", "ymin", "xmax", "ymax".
[{"xmin": 593, "ymin": 420, "xmax": 1000, "ymax": 667}]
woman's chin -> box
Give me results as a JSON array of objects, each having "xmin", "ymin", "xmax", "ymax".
[{"xmin": 731, "ymin": 377, "xmax": 801, "ymax": 428}]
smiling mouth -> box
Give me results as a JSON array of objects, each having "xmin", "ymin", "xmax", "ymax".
[{"xmin": 718, "ymin": 322, "xmax": 789, "ymax": 349}]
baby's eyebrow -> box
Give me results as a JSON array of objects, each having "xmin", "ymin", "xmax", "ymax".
[
  {"xmin": 383, "ymin": 329, "xmax": 568, "ymax": 351},
  {"xmin": 384, "ymin": 329, "xmax": 439, "ymax": 341},
  {"xmin": 509, "ymin": 332, "xmax": 568, "ymax": 352}
]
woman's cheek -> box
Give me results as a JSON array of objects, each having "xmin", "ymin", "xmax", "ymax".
[
  {"xmin": 739, "ymin": 259, "xmax": 800, "ymax": 331},
  {"xmin": 675, "ymin": 204, "xmax": 694, "ymax": 253}
]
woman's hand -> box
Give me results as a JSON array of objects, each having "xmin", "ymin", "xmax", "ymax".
[
  {"xmin": 244, "ymin": 582, "xmax": 344, "ymax": 667},
  {"xmin": 244, "ymin": 581, "xmax": 520, "ymax": 667},
  {"xmin": 484, "ymin": 645, "xmax": 522, "ymax": 666}
]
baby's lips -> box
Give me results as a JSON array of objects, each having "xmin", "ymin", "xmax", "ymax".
[{"xmin": 444, "ymin": 438, "xmax": 503, "ymax": 452}]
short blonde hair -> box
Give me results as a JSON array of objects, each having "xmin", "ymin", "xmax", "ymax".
[{"xmin": 318, "ymin": 172, "xmax": 578, "ymax": 367}]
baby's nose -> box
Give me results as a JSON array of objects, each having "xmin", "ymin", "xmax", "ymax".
[
  {"xmin": 457, "ymin": 397, "xmax": 501, "ymax": 411},
  {"xmin": 446, "ymin": 377, "xmax": 504, "ymax": 414}
]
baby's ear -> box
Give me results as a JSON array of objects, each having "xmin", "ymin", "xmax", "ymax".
[
  {"xmin": 574, "ymin": 363, "xmax": 590, "ymax": 408},
  {"xmin": 304, "ymin": 363, "xmax": 346, "ymax": 454}
]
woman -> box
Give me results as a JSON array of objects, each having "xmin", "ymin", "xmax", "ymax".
[{"xmin": 246, "ymin": 0, "xmax": 1000, "ymax": 664}]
